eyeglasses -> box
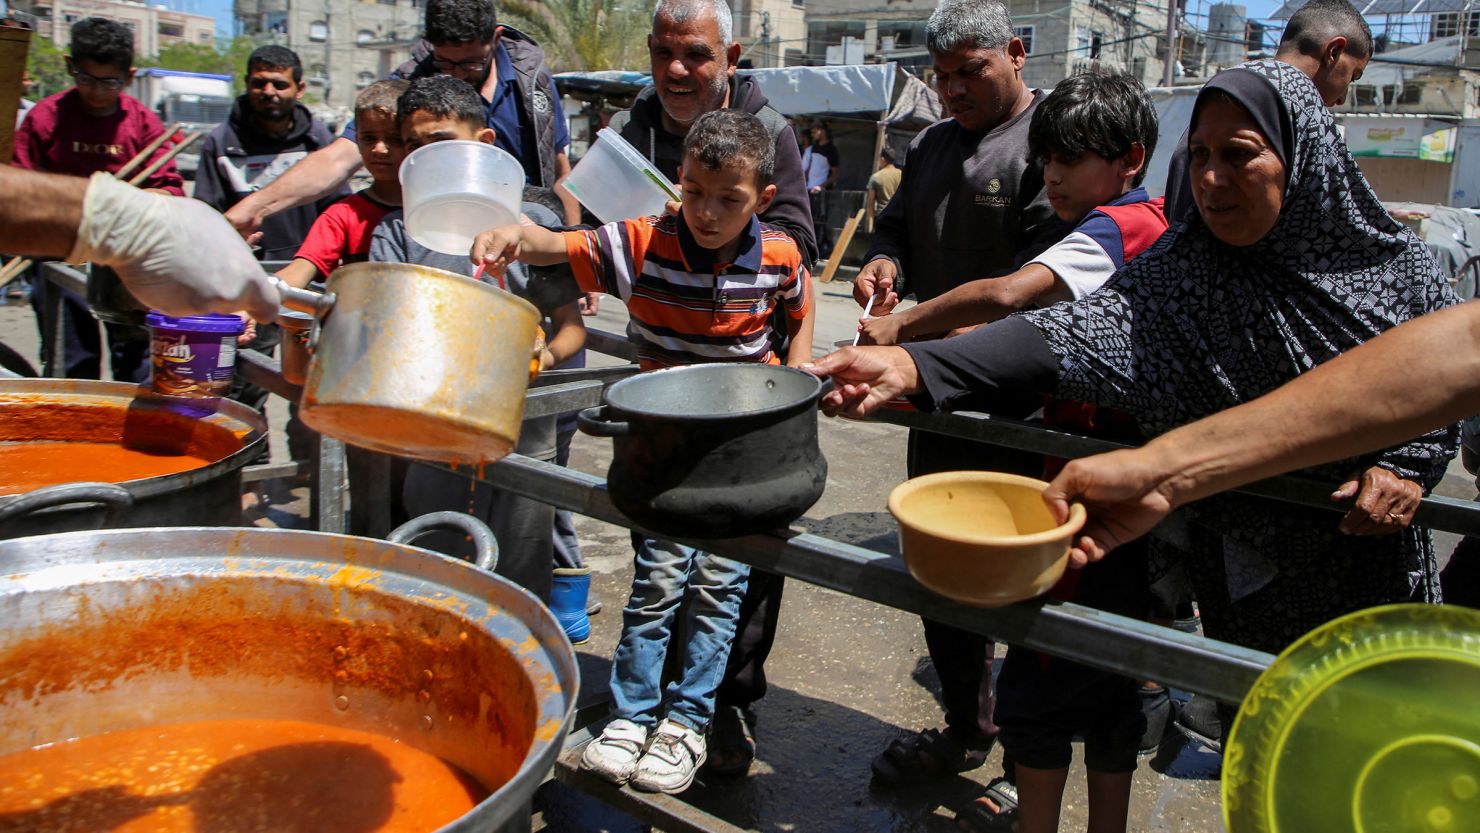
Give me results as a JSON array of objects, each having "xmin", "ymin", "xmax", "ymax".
[
  {"xmin": 72, "ymin": 70, "xmax": 128, "ymax": 92},
  {"xmin": 430, "ymin": 53, "xmax": 491, "ymax": 74}
]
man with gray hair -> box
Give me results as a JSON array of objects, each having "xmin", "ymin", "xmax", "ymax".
[
  {"xmin": 855, "ymin": 0, "xmax": 1062, "ymax": 810},
  {"xmin": 599, "ymin": 0, "xmax": 817, "ymax": 780},
  {"xmin": 603, "ymin": 0, "xmax": 815, "ymax": 263}
]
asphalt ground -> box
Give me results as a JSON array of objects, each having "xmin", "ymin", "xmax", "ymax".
[{"xmin": 1, "ymin": 269, "xmax": 1471, "ymax": 833}]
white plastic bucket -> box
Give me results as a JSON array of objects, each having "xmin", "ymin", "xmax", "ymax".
[
  {"xmin": 401, "ymin": 140, "xmax": 524, "ymax": 255},
  {"xmin": 563, "ymin": 128, "xmax": 679, "ymax": 224}
]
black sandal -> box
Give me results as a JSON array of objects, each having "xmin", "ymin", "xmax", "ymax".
[
  {"xmin": 955, "ymin": 777, "xmax": 1019, "ymax": 833},
  {"xmin": 705, "ymin": 705, "xmax": 756, "ymax": 776},
  {"xmin": 871, "ymin": 727, "xmax": 992, "ymax": 785}
]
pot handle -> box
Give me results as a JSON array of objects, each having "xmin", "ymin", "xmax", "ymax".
[
  {"xmin": 815, "ymin": 376, "xmax": 837, "ymax": 400},
  {"xmin": 576, "ymin": 406, "xmax": 630, "ymax": 438},
  {"xmin": 0, "ymin": 482, "xmax": 134, "ymax": 526},
  {"xmin": 388, "ymin": 511, "xmax": 500, "ymax": 572},
  {"xmin": 271, "ymin": 275, "xmax": 336, "ymax": 318}
]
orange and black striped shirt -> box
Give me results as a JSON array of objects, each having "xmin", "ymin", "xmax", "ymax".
[{"xmin": 563, "ymin": 212, "xmax": 811, "ymax": 370}]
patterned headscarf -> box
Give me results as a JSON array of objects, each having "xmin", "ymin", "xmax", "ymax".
[
  {"xmin": 1019, "ymin": 60, "xmax": 1457, "ymax": 623},
  {"xmin": 1022, "ymin": 60, "xmax": 1456, "ymax": 455}
]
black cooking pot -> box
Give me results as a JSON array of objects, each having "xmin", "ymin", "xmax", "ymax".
[{"xmin": 577, "ymin": 363, "xmax": 831, "ymax": 538}]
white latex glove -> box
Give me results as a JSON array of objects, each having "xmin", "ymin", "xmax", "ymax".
[{"xmin": 67, "ymin": 173, "xmax": 279, "ymax": 322}]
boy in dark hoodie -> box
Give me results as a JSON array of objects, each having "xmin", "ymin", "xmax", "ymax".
[{"xmin": 194, "ymin": 45, "xmax": 346, "ymax": 262}]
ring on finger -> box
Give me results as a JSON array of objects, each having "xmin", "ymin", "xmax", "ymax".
[{"xmin": 1386, "ymin": 511, "xmax": 1403, "ymax": 520}]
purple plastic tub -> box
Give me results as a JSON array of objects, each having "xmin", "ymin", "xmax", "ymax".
[{"xmin": 147, "ymin": 312, "xmax": 245, "ymax": 413}]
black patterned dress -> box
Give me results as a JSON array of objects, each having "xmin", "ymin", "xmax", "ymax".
[{"xmin": 906, "ymin": 61, "xmax": 1458, "ymax": 655}]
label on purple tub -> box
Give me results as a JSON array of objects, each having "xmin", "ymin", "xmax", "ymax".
[{"xmin": 148, "ymin": 313, "xmax": 244, "ymax": 402}]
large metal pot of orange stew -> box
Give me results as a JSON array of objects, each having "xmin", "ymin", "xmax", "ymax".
[
  {"xmin": 0, "ymin": 516, "xmax": 578, "ymax": 833},
  {"xmin": 0, "ymin": 378, "xmax": 267, "ymax": 540}
]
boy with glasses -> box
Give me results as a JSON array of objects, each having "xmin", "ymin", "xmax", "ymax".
[{"xmin": 12, "ymin": 17, "xmax": 183, "ymax": 382}]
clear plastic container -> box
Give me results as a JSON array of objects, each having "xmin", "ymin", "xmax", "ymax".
[
  {"xmin": 400, "ymin": 140, "xmax": 523, "ymax": 255},
  {"xmin": 563, "ymin": 128, "xmax": 679, "ymax": 224}
]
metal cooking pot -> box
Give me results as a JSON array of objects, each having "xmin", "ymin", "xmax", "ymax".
[
  {"xmin": 577, "ymin": 363, "xmax": 832, "ymax": 538},
  {"xmin": 275, "ymin": 263, "xmax": 540, "ymax": 465},
  {"xmin": 0, "ymin": 515, "xmax": 577, "ymax": 833},
  {"xmin": 0, "ymin": 379, "xmax": 267, "ymax": 540}
]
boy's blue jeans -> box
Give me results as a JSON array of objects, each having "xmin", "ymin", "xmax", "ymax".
[{"xmin": 609, "ymin": 533, "xmax": 750, "ymax": 732}]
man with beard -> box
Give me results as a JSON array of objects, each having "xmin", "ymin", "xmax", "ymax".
[
  {"xmin": 596, "ymin": 0, "xmax": 816, "ymax": 780},
  {"xmin": 605, "ymin": 0, "xmax": 815, "ymax": 264},
  {"xmin": 194, "ymin": 45, "xmax": 344, "ymax": 262},
  {"xmin": 194, "ymin": 45, "xmax": 344, "ymax": 422},
  {"xmin": 851, "ymin": 0, "xmax": 1063, "ymax": 816},
  {"xmin": 223, "ymin": 0, "xmax": 576, "ymax": 235}
]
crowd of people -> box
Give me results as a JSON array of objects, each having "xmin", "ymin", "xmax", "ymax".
[{"xmin": 3, "ymin": 0, "xmax": 1476, "ymax": 828}]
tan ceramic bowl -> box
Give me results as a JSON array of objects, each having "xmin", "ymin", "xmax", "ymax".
[{"xmin": 888, "ymin": 471, "xmax": 1087, "ymax": 607}]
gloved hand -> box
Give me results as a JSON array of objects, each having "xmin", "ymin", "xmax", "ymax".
[{"xmin": 67, "ymin": 173, "xmax": 279, "ymax": 322}]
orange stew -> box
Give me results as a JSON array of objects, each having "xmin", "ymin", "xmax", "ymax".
[
  {"xmin": 0, "ymin": 442, "xmax": 215, "ymax": 496},
  {"xmin": 0, "ymin": 718, "xmax": 489, "ymax": 832},
  {"xmin": 0, "ymin": 400, "xmax": 245, "ymax": 496}
]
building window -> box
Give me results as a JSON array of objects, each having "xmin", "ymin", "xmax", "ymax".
[
  {"xmin": 309, "ymin": 21, "xmax": 328, "ymax": 42},
  {"xmin": 878, "ymin": 20, "xmax": 926, "ymax": 51},
  {"xmin": 1432, "ymin": 11, "xmax": 1480, "ymax": 39},
  {"xmin": 309, "ymin": 63, "xmax": 327, "ymax": 86},
  {"xmin": 1013, "ymin": 24, "xmax": 1034, "ymax": 55},
  {"xmin": 356, "ymin": 29, "xmax": 375, "ymax": 44},
  {"xmin": 357, "ymin": 71, "xmax": 375, "ymax": 87},
  {"xmin": 159, "ymin": 23, "xmax": 183, "ymax": 38},
  {"xmin": 806, "ymin": 20, "xmax": 866, "ymax": 63}
]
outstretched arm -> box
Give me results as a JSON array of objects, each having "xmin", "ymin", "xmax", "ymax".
[
  {"xmin": 470, "ymin": 223, "xmax": 571, "ymax": 273},
  {"xmin": 1044, "ymin": 301, "xmax": 1480, "ymax": 563},
  {"xmin": 224, "ymin": 138, "xmax": 363, "ymax": 238},
  {"xmin": 0, "ymin": 168, "xmax": 277, "ymax": 320},
  {"xmin": 858, "ymin": 264, "xmax": 1059, "ymax": 345}
]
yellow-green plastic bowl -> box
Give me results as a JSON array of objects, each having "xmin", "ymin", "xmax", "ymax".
[{"xmin": 1224, "ymin": 603, "xmax": 1480, "ymax": 833}]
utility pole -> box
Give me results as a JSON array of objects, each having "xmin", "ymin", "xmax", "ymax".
[
  {"xmin": 760, "ymin": 11, "xmax": 770, "ymax": 67},
  {"xmin": 1161, "ymin": 0, "xmax": 1178, "ymax": 86}
]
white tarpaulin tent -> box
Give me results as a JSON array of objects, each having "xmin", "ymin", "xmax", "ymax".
[{"xmin": 743, "ymin": 63, "xmax": 897, "ymax": 116}]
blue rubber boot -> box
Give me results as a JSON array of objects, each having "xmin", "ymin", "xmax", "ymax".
[{"xmin": 551, "ymin": 567, "xmax": 592, "ymax": 644}]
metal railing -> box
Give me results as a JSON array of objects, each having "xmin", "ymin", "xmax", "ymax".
[{"xmin": 23, "ymin": 263, "xmax": 1480, "ymax": 706}]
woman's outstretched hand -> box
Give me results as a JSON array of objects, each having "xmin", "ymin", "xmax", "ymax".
[{"xmin": 802, "ymin": 346, "xmax": 921, "ymax": 419}]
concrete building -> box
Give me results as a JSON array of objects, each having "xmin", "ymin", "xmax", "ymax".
[
  {"xmin": 802, "ymin": 0, "xmax": 1173, "ymax": 88},
  {"xmin": 733, "ymin": 0, "xmax": 806, "ymax": 68},
  {"xmin": 233, "ymin": 0, "xmax": 420, "ymax": 110},
  {"xmin": 1009, "ymin": 0, "xmax": 1174, "ymax": 89},
  {"xmin": 13, "ymin": 0, "xmax": 216, "ymax": 55},
  {"xmin": 802, "ymin": 0, "xmax": 935, "ymax": 72}
]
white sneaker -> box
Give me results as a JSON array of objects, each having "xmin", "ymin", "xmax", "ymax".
[
  {"xmin": 631, "ymin": 718, "xmax": 707, "ymax": 794},
  {"xmin": 580, "ymin": 718, "xmax": 649, "ymax": 784}
]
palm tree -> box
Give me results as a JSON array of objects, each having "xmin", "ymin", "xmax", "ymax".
[{"xmin": 500, "ymin": 0, "xmax": 650, "ymax": 72}]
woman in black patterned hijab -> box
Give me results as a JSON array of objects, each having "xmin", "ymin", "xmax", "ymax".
[{"xmin": 811, "ymin": 60, "xmax": 1458, "ymax": 655}]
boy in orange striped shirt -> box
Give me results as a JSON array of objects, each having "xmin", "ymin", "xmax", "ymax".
[{"xmin": 472, "ymin": 109, "xmax": 813, "ymax": 794}]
